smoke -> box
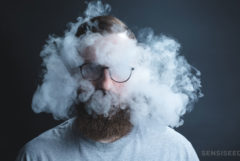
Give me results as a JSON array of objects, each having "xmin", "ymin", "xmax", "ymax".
[
  {"xmin": 32, "ymin": 1, "xmax": 202, "ymax": 128},
  {"xmin": 84, "ymin": 0, "xmax": 111, "ymax": 18}
]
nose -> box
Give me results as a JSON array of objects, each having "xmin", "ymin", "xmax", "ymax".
[{"xmin": 97, "ymin": 68, "xmax": 113, "ymax": 91}]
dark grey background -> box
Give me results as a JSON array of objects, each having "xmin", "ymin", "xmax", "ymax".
[{"xmin": 2, "ymin": 0, "xmax": 240, "ymax": 161}]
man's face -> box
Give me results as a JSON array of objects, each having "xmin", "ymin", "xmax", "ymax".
[
  {"xmin": 75, "ymin": 33, "xmax": 134, "ymax": 141},
  {"xmin": 78, "ymin": 33, "xmax": 136, "ymax": 114},
  {"xmin": 82, "ymin": 41, "xmax": 126, "ymax": 95}
]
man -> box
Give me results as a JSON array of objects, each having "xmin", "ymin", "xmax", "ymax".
[{"xmin": 16, "ymin": 16, "xmax": 200, "ymax": 161}]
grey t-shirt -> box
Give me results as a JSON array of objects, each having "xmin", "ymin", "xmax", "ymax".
[{"xmin": 16, "ymin": 118, "xmax": 199, "ymax": 161}]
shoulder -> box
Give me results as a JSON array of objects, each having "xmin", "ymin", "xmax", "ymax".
[
  {"xmin": 162, "ymin": 127, "xmax": 194, "ymax": 146},
  {"xmin": 160, "ymin": 127, "xmax": 199, "ymax": 161},
  {"xmin": 16, "ymin": 118, "xmax": 76, "ymax": 161},
  {"xmin": 141, "ymin": 126, "xmax": 199, "ymax": 161}
]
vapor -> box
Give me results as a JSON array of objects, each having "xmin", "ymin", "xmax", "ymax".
[{"xmin": 32, "ymin": 1, "xmax": 202, "ymax": 128}]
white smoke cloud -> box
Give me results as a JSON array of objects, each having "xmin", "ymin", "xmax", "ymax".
[
  {"xmin": 32, "ymin": 1, "xmax": 202, "ymax": 128},
  {"xmin": 84, "ymin": 0, "xmax": 111, "ymax": 18}
]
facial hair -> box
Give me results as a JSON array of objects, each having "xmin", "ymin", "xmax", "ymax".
[{"xmin": 74, "ymin": 90, "xmax": 133, "ymax": 142}]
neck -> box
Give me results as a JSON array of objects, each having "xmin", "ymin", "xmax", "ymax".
[{"xmin": 98, "ymin": 136, "xmax": 122, "ymax": 143}]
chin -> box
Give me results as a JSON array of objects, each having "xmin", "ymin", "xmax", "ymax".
[{"xmin": 75, "ymin": 105, "xmax": 133, "ymax": 141}]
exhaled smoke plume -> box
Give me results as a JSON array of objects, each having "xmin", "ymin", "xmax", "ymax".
[{"xmin": 32, "ymin": 1, "xmax": 202, "ymax": 128}]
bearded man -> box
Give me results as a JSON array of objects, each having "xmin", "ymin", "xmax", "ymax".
[{"xmin": 16, "ymin": 16, "xmax": 200, "ymax": 161}]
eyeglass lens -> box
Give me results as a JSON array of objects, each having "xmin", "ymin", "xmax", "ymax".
[{"xmin": 81, "ymin": 63, "xmax": 133, "ymax": 82}]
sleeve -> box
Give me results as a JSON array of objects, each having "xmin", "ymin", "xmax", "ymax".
[
  {"xmin": 176, "ymin": 135, "xmax": 199, "ymax": 161},
  {"xmin": 182, "ymin": 140, "xmax": 199, "ymax": 161},
  {"xmin": 15, "ymin": 146, "xmax": 37, "ymax": 161},
  {"xmin": 15, "ymin": 142, "xmax": 42, "ymax": 161},
  {"xmin": 166, "ymin": 128, "xmax": 200, "ymax": 161}
]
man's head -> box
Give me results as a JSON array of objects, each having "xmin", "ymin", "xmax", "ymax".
[
  {"xmin": 74, "ymin": 16, "xmax": 136, "ymax": 142},
  {"xmin": 75, "ymin": 15, "xmax": 135, "ymax": 39},
  {"xmin": 32, "ymin": 11, "xmax": 201, "ymax": 139}
]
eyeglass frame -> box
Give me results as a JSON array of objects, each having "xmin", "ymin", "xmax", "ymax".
[{"xmin": 79, "ymin": 63, "xmax": 135, "ymax": 83}]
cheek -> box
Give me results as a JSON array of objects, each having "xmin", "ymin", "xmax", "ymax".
[{"xmin": 112, "ymin": 82, "xmax": 126, "ymax": 95}]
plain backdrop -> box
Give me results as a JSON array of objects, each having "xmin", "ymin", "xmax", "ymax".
[{"xmin": 2, "ymin": 0, "xmax": 240, "ymax": 161}]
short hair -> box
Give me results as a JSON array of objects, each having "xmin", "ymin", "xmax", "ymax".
[{"xmin": 75, "ymin": 15, "xmax": 136, "ymax": 39}]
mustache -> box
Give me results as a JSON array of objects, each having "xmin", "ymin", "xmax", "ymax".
[{"xmin": 77, "ymin": 88, "xmax": 122, "ymax": 116}]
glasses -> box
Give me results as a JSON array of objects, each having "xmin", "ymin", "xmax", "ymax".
[{"xmin": 79, "ymin": 63, "xmax": 134, "ymax": 83}]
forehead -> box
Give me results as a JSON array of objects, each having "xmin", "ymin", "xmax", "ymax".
[
  {"xmin": 79, "ymin": 32, "xmax": 138, "ymax": 69},
  {"xmin": 81, "ymin": 33, "xmax": 129, "ymax": 62}
]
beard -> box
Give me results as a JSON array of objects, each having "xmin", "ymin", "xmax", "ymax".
[{"xmin": 74, "ymin": 90, "xmax": 133, "ymax": 142}]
